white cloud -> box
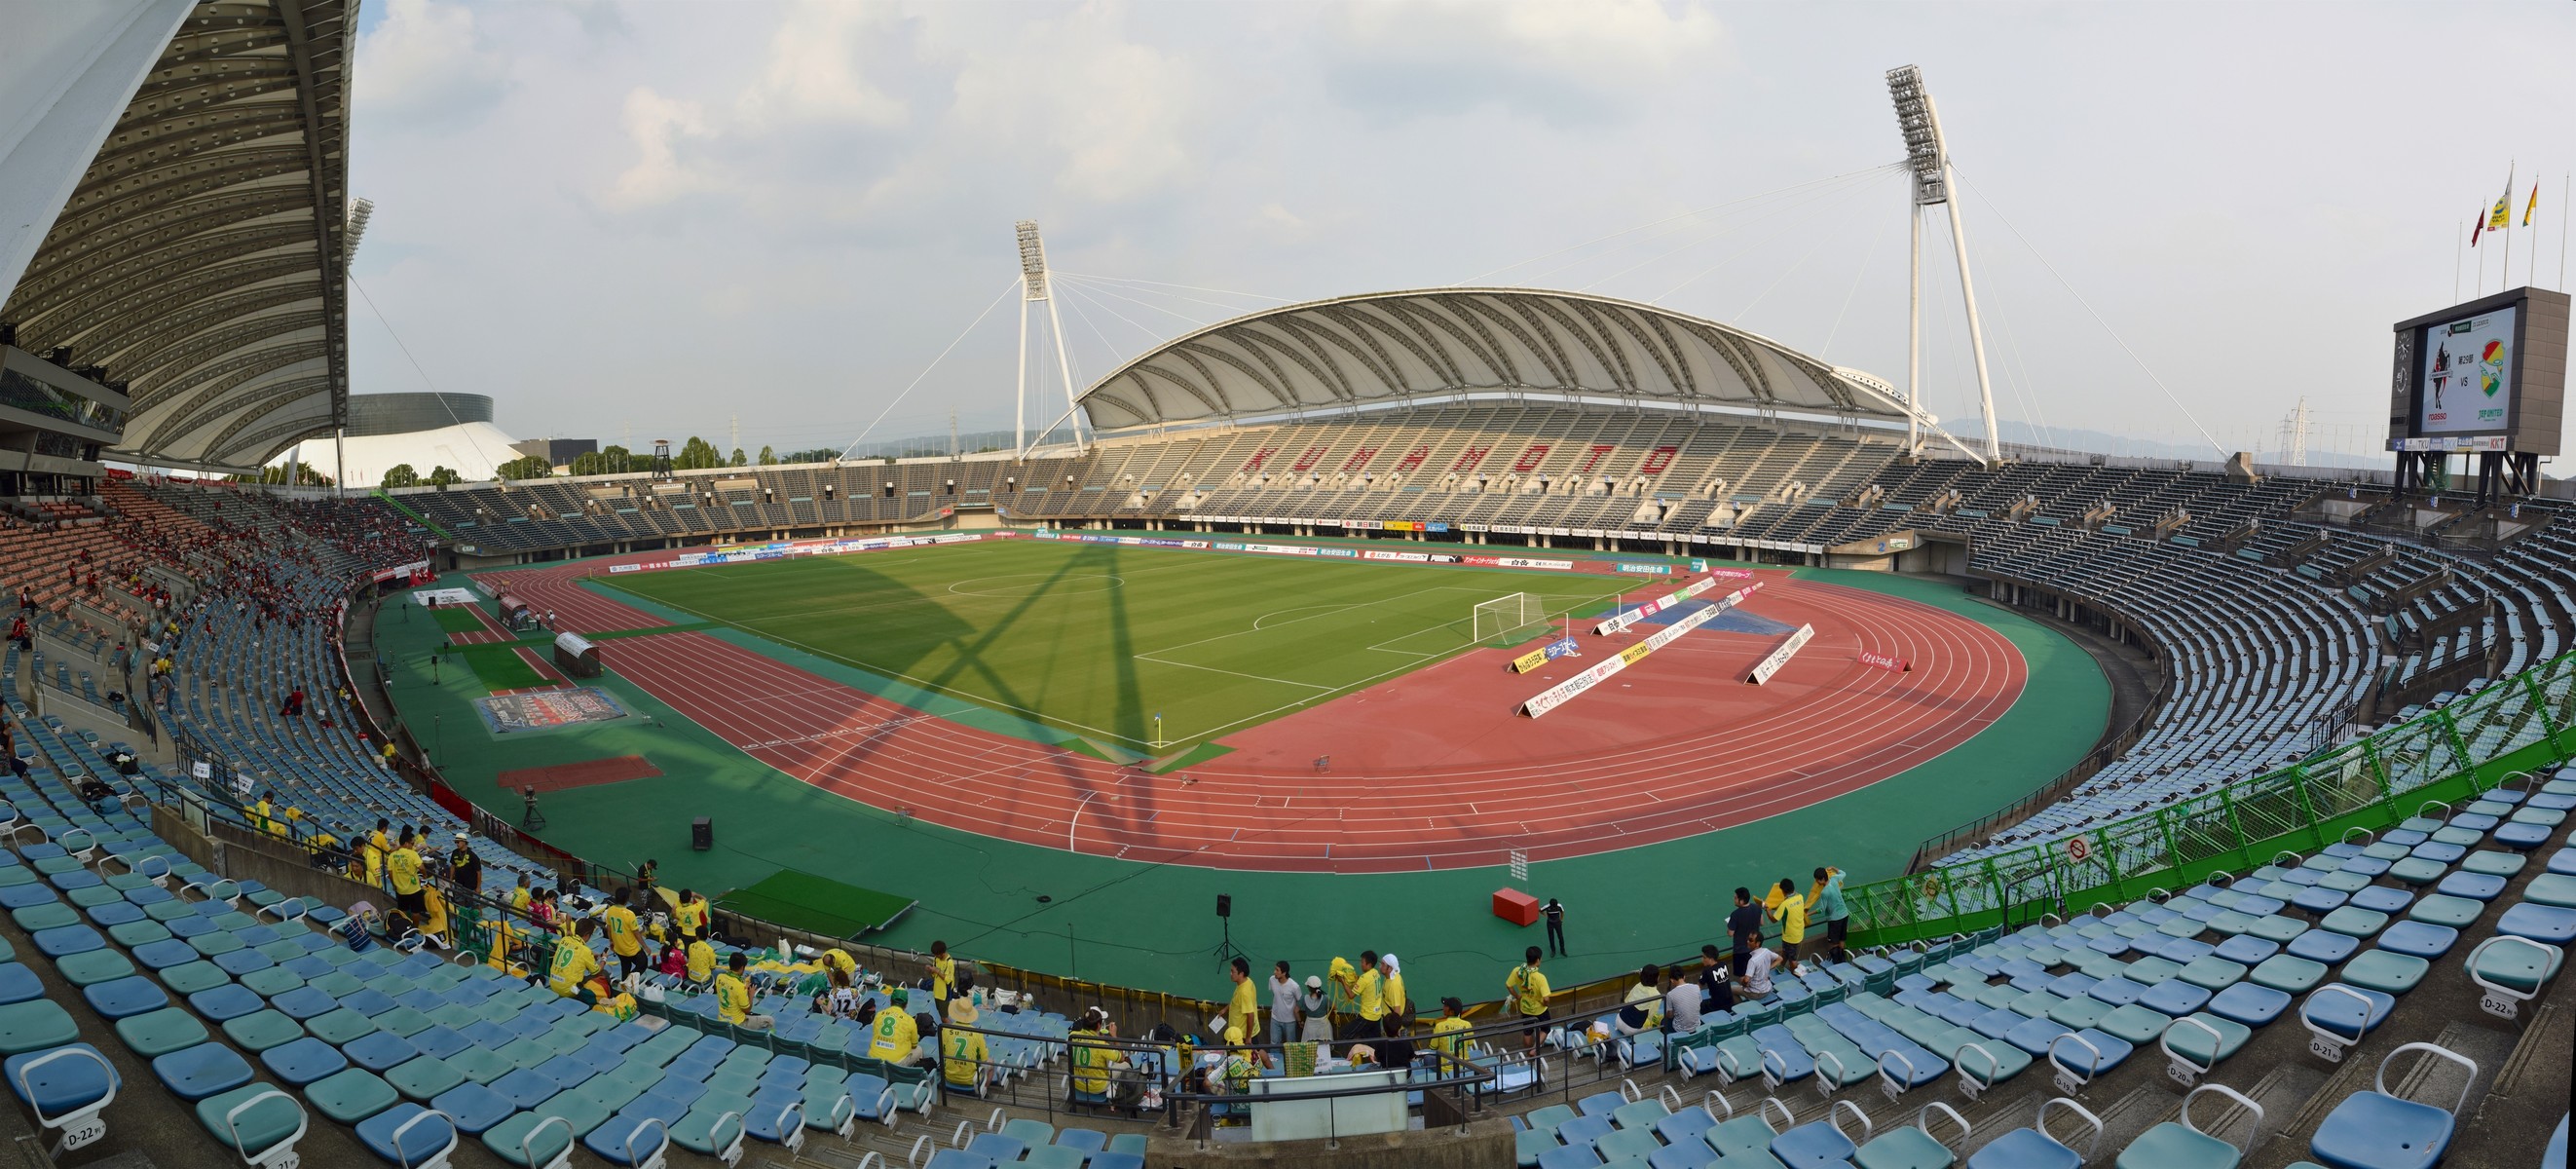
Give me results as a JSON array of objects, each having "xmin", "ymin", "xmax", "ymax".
[
  {"xmin": 354, "ymin": 0, "xmax": 511, "ymax": 125},
  {"xmin": 606, "ymin": 88, "xmax": 716, "ymax": 208},
  {"xmin": 1325, "ymin": 0, "xmax": 1724, "ymax": 124},
  {"xmin": 735, "ymin": 1, "xmax": 910, "ymax": 130},
  {"xmin": 944, "ymin": 6, "xmax": 1205, "ymax": 203}
]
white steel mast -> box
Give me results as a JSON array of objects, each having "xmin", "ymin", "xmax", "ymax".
[
  {"xmin": 1888, "ymin": 66, "xmax": 2000, "ymax": 463},
  {"xmin": 1014, "ymin": 221, "xmax": 1085, "ymax": 454}
]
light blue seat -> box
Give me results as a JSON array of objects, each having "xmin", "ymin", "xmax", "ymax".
[
  {"xmin": 1966, "ymin": 1098, "xmax": 2097, "ymax": 1169},
  {"xmin": 2307, "ymin": 1044, "xmax": 2474, "ymax": 1169}
]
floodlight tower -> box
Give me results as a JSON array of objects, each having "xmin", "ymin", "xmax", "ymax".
[
  {"xmin": 1015, "ymin": 221, "xmax": 1084, "ymax": 454},
  {"xmin": 1887, "ymin": 65, "xmax": 1999, "ymax": 462}
]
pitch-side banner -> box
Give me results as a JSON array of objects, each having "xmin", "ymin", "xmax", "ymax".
[
  {"xmin": 1593, "ymin": 574, "xmax": 1721, "ymax": 636},
  {"xmin": 1746, "ymin": 623, "xmax": 1815, "ymax": 685},
  {"xmin": 1508, "ymin": 635, "xmax": 1582, "ymax": 675},
  {"xmin": 1857, "ymin": 649, "xmax": 1911, "ymax": 673},
  {"xmin": 1521, "ymin": 582, "xmax": 1760, "ymax": 717}
]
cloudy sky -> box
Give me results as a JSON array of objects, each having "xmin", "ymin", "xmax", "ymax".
[{"xmin": 346, "ymin": 0, "xmax": 2576, "ymax": 465}]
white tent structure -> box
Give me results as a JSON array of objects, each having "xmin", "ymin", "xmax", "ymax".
[{"xmin": 271, "ymin": 420, "xmax": 521, "ymax": 487}]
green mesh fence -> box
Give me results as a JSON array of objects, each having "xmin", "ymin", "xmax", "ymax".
[{"xmin": 1852, "ymin": 651, "xmax": 2575, "ymax": 942}]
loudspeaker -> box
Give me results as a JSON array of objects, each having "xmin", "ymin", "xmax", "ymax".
[
  {"xmin": 691, "ymin": 817, "xmax": 712, "ymax": 851},
  {"xmin": 1215, "ymin": 894, "xmax": 1232, "ymax": 919}
]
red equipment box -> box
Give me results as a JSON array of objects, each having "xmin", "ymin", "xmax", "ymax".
[{"xmin": 1492, "ymin": 887, "xmax": 1540, "ymax": 926}]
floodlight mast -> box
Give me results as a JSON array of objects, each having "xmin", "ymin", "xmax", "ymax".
[
  {"xmin": 1014, "ymin": 220, "xmax": 1085, "ymax": 456},
  {"xmin": 1887, "ymin": 65, "xmax": 1999, "ymax": 463}
]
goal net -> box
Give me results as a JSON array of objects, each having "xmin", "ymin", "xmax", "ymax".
[{"xmin": 1472, "ymin": 592, "xmax": 1545, "ymax": 645}]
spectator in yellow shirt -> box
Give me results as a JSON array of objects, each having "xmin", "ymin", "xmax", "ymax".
[
  {"xmin": 508, "ymin": 874, "xmax": 532, "ymax": 916},
  {"xmin": 673, "ymin": 889, "xmax": 708, "ymax": 942},
  {"xmin": 868, "ymin": 990, "xmax": 921, "ymax": 1065},
  {"xmin": 1770, "ymin": 878, "xmax": 1809, "ymax": 967},
  {"xmin": 941, "ymin": 996, "xmax": 988, "ymax": 1091},
  {"xmin": 928, "ymin": 940, "xmax": 956, "ymax": 1004},
  {"xmin": 685, "ymin": 937, "xmax": 717, "ymax": 985},
  {"xmin": 387, "ymin": 827, "xmax": 427, "ymax": 922},
  {"xmin": 546, "ymin": 919, "xmax": 603, "ymax": 1003},
  {"xmin": 715, "ymin": 952, "xmax": 772, "ymax": 1031},
  {"xmin": 1505, "ymin": 947, "xmax": 1551, "ymax": 1054},
  {"xmin": 1348, "ymin": 949, "xmax": 1385, "ymax": 1039},
  {"xmin": 601, "ymin": 888, "xmax": 646, "ymax": 980},
  {"xmin": 1378, "ymin": 954, "xmax": 1408, "ymax": 1037},
  {"xmin": 362, "ymin": 819, "xmax": 391, "ymax": 888},
  {"xmin": 1224, "ymin": 957, "xmax": 1258, "ymax": 1043},
  {"xmin": 1428, "ymin": 998, "xmax": 1474, "ymax": 1075}
]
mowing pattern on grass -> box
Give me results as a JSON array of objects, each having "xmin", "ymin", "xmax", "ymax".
[{"xmin": 600, "ymin": 541, "xmax": 1625, "ymax": 749}]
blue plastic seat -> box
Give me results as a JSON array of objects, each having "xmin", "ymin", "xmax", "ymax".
[
  {"xmin": 258, "ymin": 1036, "xmax": 348, "ymax": 1086},
  {"xmin": 2300, "ymin": 986, "xmax": 2394, "ymax": 1043},
  {"xmin": 356, "ymin": 1101, "xmax": 458, "ymax": 1168},
  {"xmin": 429, "ymin": 1081, "xmax": 515, "ymax": 1135},
  {"xmin": 150, "ymin": 1042, "xmax": 254, "ymax": 1101},
  {"xmin": 2308, "ymin": 1044, "xmax": 2475, "ymax": 1169},
  {"xmin": 2, "ymin": 1043, "xmax": 117, "ymax": 1123},
  {"xmin": 2373, "ymin": 923, "xmax": 2458, "ymax": 961},
  {"xmin": 2346, "ymin": 887, "xmax": 2413, "ymax": 915},
  {"xmin": 2287, "ymin": 931, "xmax": 2361, "ymax": 964},
  {"xmin": 2499, "ymin": 903, "xmax": 2576, "ymax": 945},
  {"xmin": 2206, "ymin": 984, "xmax": 2291, "ymax": 1028},
  {"xmin": 80, "ymin": 976, "xmax": 168, "ymax": 1020}
]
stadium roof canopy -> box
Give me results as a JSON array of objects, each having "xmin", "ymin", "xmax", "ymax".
[
  {"xmin": 1073, "ymin": 288, "xmax": 1928, "ymax": 434},
  {"xmin": 0, "ymin": 0, "xmax": 355, "ymax": 471}
]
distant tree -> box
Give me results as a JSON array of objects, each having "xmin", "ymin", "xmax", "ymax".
[
  {"xmin": 427, "ymin": 466, "xmax": 461, "ymax": 490},
  {"xmin": 568, "ymin": 444, "xmax": 638, "ymax": 476},
  {"xmin": 380, "ymin": 464, "xmax": 420, "ymax": 489},
  {"xmin": 728, "ymin": 447, "xmax": 748, "ymax": 467},
  {"xmin": 241, "ymin": 464, "xmax": 332, "ymax": 487},
  {"xmin": 757, "ymin": 445, "xmax": 777, "ymax": 466},
  {"xmin": 783, "ymin": 447, "xmax": 840, "ymax": 464},
  {"xmin": 496, "ymin": 455, "xmax": 552, "ymax": 480},
  {"xmin": 672, "ymin": 436, "xmax": 722, "ymax": 471}
]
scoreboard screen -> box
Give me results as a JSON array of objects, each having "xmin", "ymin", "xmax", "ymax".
[{"xmin": 2389, "ymin": 288, "xmax": 2565, "ymax": 456}]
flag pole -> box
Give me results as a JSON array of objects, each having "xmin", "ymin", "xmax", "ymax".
[
  {"xmin": 2500, "ymin": 163, "xmax": 2516, "ymax": 292},
  {"xmin": 2560, "ymin": 172, "xmax": 2570, "ymax": 291}
]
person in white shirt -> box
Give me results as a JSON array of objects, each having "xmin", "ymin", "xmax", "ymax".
[
  {"xmin": 1267, "ymin": 962, "xmax": 1300, "ymax": 1047},
  {"xmin": 1661, "ymin": 966, "xmax": 1702, "ymax": 1034},
  {"xmin": 1738, "ymin": 945, "xmax": 1780, "ymax": 999}
]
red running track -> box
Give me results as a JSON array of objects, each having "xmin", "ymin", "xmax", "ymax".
[{"xmin": 467, "ymin": 548, "xmax": 2024, "ymax": 873}]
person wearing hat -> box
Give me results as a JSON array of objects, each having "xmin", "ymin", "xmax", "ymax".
[
  {"xmin": 869, "ymin": 988, "xmax": 922, "ymax": 1065},
  {"xmin": 941, "ymin": 994, "xmax": 989, "ymax": 1091},
  {"xmin": 1429, "ymin": 998, "xmax": 1474, "ymax": 1075},
  {"xmin": 447, "ymin": 832, "xmax": 482, "ymax": 899},
  {"xmin": 1377, "ymin": 954, "xmax": 1408, "ymax": 1038},
  {"xmin": 1295, "ymin": 975, "xmax": 1333, "ymax": 1042},
  {"xmin": 716, "ymin": 951, "xmax": 772, "ymax": 1031}
]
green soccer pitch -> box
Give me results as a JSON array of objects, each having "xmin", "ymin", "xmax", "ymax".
[{"xmin": 594, "ymin": 539, "xmax": 1629, "ymax": 752}]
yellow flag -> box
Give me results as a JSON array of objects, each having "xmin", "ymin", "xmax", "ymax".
[
  {"xmin": 2489, "ymin": 195, "xmax": 2512, "ymax": 230},
  {"xmin": 2524, "ymin": 182, "xmax": 2541, "ymax": 227}
]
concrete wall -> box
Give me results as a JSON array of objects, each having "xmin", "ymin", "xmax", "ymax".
[
  {"xmin": 148, "ymin": 802, "xmax": 385, "ymax": 911},
  {"xmin": 1143, "ymin": 1117, "xmax": 1513, "ymax": 1169}
]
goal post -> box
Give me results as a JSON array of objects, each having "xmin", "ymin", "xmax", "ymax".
[{"xmin": 1472, "ymin": 592, "xmax": 1544, "ymax": 646}]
